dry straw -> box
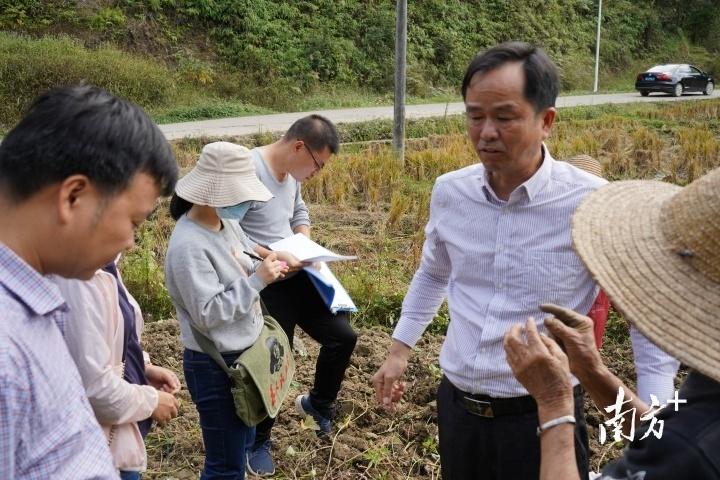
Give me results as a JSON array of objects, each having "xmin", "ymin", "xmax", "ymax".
[{"xmin": 572, "ymin": 167, "xmax": 720, "ymax": 382}]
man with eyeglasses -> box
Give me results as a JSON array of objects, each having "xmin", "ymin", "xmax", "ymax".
[{"xmin": 239, "ymin": 114, "xmax": 357, "ymax": 477}]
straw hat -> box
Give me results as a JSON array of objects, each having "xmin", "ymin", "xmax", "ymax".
[
  {"xmin": 565, "ymin": 154, "xmax": 604, "ymax": 178},
  {"xmin": 175, "ymin": 142, "xmax": 272, "ymax": 207},
  {"xmin": 572, "ymin": 167, "xmax": 720, "ymax": 382}
]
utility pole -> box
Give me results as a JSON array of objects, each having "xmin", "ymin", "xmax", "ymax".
[
  {"xmin": 393, "ymin": 0, "xmax": 407, "ymax": 164},
  {"xmin": 593, "ymin": 0, "xmax": 603, "ymax": 93}
]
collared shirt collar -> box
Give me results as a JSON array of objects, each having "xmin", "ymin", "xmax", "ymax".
[
  {"xmin": 480, "ymin": 144, "xmax": 554, "ymax": 204},
  {"xmin": 0, "ymin": 242, "xmax": 66, "ymax": 316},
  {"xmin": 521, "ymin": 144, "xmax": 554, "ymax": 201}
]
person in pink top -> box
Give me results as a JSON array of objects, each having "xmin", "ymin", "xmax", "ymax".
[{"xmin": 55, "ymin": 260, "xmax": 181, "ymax": 480}]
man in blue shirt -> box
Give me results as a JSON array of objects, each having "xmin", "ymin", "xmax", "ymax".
[{"xmin": 0, "ymin": 85, "xmax": 177, "ymax": 479}]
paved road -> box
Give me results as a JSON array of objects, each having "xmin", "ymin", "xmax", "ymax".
[{"xmin": 159, "ymin": 91, "xmax": 720, "ymax": 140}]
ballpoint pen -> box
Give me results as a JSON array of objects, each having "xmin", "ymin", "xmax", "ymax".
[{"xmin": 243, "ymin": 250, "xmax": 264, "ymax": 262}]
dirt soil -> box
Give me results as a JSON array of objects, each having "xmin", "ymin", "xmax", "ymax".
[{"xmin": 142, "ymin": 319, "xmax": 636, "ymax": 479}]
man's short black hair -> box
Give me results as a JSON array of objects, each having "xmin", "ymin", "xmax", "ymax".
[
  {"xmin": 461, "ymin": 42, "xmax": 559, "ymax": 114},
  {"xmin": 285, "ymin": 114, "xmax": 340, "ymax": 155},
  {"xmin": 0, "ymin": 84, "xmax": 177, "ymax": 202}
]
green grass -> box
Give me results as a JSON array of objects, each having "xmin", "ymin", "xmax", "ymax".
[
  {"xmin": 2, "ymin": 0, "xmax": 719, "ymax": 135},
  {"xmin": 2, "ymin": 32, "xmax": 718, "ymax": 135},
  {"xmin": 294, "ymin": 85, "xmax": 461, "ymax": 112},
  {"xmin": 151, "ymin": 87, "xmax": 460, "ymax": 125},
  {"xmin": 150, "ymin": 100, "xmax": 274, "ymax": 124},
  {"xmin": 0, "ymin": 32, "xmax": 177, "ymax": 132}
]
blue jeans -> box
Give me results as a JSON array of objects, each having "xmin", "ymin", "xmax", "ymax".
[
  {"xmin": 184, "ymin": 349, "xmax": 255, "ymax": 480},
  {"xmin": 119, "ymin": 472, "xmax": 141, "ymax": 480}
]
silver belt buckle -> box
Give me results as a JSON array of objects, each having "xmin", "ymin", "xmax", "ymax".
[{"xmin": 463, "ymin": 396, "xmax": 495, "ymax": 418}]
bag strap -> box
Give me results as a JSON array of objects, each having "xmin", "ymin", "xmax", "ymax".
[
  {"xmin": 188, "ymin": 297, "xmax": 269, "ymax": 375},
  {"xmin": 189, "ymin": 324, "xmax": 234, "ymax": 375},
  {"xmin": 259, "ymin": 297, "xmax": 270, "ymax": 316}
]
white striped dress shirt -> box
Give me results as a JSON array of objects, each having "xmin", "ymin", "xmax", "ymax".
[
  {"xmin": 393, "ymin": 148, "xmax": 606, "ymax": 397},
  {"xmin": 631, "ymin": 325, "xmax": 681, "ymax": 404}
]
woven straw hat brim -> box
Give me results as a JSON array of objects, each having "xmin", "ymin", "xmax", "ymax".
[
  {"xmin": 175, "ymin": 165, "xmax": 273, "ymax": 207},
  {"xmin": 566, "ymin": 157, "xmax": 603, "ymax": 178},
  {"xmin": 572, "ymin": 181, "xmax": 720, "ymax": 382}
]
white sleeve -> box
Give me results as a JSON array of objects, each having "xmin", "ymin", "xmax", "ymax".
[
  {"xmin": 392, "ymin": 181, "xmax": 451, "ymax": 348},
  {"xmin": 631, "ymin": 325, "xmax": 680, "ymax": 404}
]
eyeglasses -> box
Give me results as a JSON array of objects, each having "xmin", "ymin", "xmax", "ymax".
[{"xmin": 302, "ymin": 142, "xmax": 324, "ymax": 171}]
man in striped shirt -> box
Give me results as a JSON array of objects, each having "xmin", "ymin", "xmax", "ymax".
[
  {"xmin": 0, "ymin": 85, "xmax": 177, "ymax": 479},
  {"xmin": 373, "ymin": 42, "xmax": 604, "ymax": 479}
]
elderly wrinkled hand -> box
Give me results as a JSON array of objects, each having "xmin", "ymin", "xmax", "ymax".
[
  {"xmin": 540, "ymin": 303, "xmax": 602, "ymax": 379},
  {"xmin": 503, "ymin": 317, "xmax": 574, "ymax": 413}
]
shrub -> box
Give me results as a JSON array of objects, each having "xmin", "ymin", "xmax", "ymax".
[
  {"xmin": 0, "ymin": 32, "xmax": 176, "ymax": 130},
  {"xmin": 119, "ymin": 209, "xmax": 176, "ymax": 322},
  {"xmin": 88, "ymin": 7, "xmax": 127, "ymax": 31}
]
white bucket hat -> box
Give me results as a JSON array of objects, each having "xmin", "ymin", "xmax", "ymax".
[{"xmin": 175, "ymin": 142, "xmax": 272, "ymax": 207}]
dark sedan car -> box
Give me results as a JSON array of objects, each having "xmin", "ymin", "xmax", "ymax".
[{"xmin": 635, "ymin": 64, "xmax": 714, "ymax": 97}]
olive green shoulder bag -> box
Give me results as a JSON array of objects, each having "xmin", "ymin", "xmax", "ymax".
[{"xmin": 189, "ymin": 301, "xmax": 295, "ymax": 426}]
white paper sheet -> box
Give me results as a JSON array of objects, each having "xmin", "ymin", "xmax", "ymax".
[{"xmin": 269, "ymin": 233, "xmax": 357, "ymax": 263}]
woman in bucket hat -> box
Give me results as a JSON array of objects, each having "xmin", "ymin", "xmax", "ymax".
[
  {"xmin": 504, "ymin": 166, "xmax": 720, "ymax": 479},
  {"xmin": 164, "ymin": 141, "xmax": 289, "ymax": 480}
]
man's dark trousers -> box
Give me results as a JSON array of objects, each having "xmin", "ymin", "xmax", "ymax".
[
  {"xmin": 437, "ymin": 375, "xmax": 589, "ymax": 479},
  {"xmin": 254, "ymin": 270, "xmax": 357, "ymax": 444}
]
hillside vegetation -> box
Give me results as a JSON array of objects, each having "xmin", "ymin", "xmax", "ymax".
[{"xmin": 1, "ymin": 0, "xmax": 719, "ymax": 130}]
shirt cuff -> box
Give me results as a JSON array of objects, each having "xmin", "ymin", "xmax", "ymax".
[
  {"xmin": 248, "ymin": 273, "xmax": 267, "ymax": 292},
  {"xmin": 143, "ymin": 384, "xmax": 160, "ymax": 413},
  {"xmin": 636, "ymin": 370, "xmax": 679, "ymax": 404},
  {"xmin": 391, "ymin": 317, "xmax": 426, "ymax": 349},
  {"xmin": 290, "ymin": 219, "xmax": 311, "ymax": 230}
]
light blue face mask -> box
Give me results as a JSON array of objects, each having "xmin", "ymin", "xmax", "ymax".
[{"xmin": 217, "ymin": 201, "xmax": 252, "ymax": 220}]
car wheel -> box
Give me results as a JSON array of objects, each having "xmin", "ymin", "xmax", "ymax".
[
  {"xmin": 672, "ymin": 82, "xmax": 683, "ymax": 97},
  {"xmin": 640, "ymin": 90, "xmax": 649, "ymax": 97},
  {"xmin": 704, "ymin": 81, "xmax": 714, "ymax": 95}
]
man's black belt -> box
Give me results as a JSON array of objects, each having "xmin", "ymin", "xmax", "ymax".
[{"xmin": 447, "ymin": 377, "xmax": 583, "ymax": 418}]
